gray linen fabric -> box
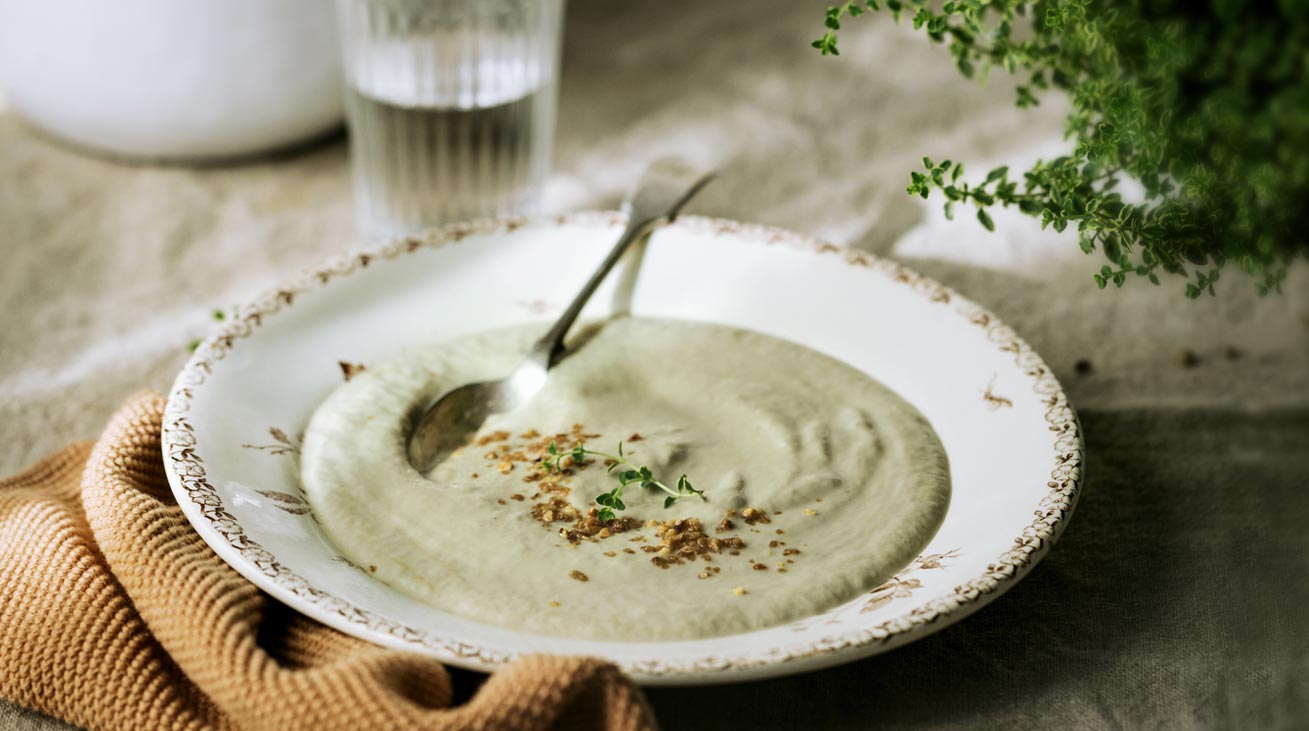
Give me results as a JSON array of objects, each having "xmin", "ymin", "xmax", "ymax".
[{"xmin": 2, "ymin": 1, "xmax": 1306, "ymax": 728}]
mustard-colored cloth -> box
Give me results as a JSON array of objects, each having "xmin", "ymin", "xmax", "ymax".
[{"xmin": 0, "ymin": 392, "xmax": 655, "ymax": 731}]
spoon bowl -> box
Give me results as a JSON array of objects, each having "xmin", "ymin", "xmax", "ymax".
[
  {"xmin": 407, "ymin": 362, "xmax": 547, "ymax": 474},
  {"xmin": 406, "ymin": 158, "xmax": 715, "ymax": 474}
]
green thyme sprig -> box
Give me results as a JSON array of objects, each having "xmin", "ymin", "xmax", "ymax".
[
  {"xmin": 539, "ymin": 440, "xmax": 705, "ymax": 521},
  {"xmin": 814, "ymin": 0, "xmax": 1308, "ymax": 299}
]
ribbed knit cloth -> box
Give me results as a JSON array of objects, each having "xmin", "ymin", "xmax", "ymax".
[{"xmin": 0, "ymin": 392, "xmax": 656, "ymax": 731}]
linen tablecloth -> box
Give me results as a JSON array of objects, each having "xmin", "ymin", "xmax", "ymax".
[{"xmin": 2, "ymin": 0, "xmax": 1307, "ymax": 728}]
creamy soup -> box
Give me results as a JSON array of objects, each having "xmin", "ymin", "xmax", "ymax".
[{"xmin": 301, "ymin": 317, "xmax": 950, "ymax": 641}]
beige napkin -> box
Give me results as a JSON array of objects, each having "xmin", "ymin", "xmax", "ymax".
[{"xmin": 0, "ymin": 392, "xmax": 656, "ymax": 731}]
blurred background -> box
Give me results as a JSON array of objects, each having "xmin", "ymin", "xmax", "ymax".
[{"xmin": 1, "ymin": 0, "xmax": 1306, "ymax": 728}]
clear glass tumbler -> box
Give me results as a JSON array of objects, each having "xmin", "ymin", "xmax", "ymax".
[{"xmin": 337, "ymin": 0, "xmax": 564, "ymax": 238}]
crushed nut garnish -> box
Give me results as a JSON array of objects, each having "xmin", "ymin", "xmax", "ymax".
[
  {"xmin": 548, "ymin": 600, "xmax": 560, "ymax": 607},
  {"xmin": 553, "ymin": 507, "xmax": 642, "ymax": 544},
  {"xmin": 471, "ymin": 425, "xmax": 777, "ymax": 576},
  {"xmin": 569, "ymin": 570, "xmax": 589, "ymax": 582},
  {"xmin": 476, "ymin": 430, "xmax": 511, "ymax": 446},
  {"xmin": 645, "ymin": 516, "xmax": 747, "ymax": 569},
  {"xmin": 783, "ymin": 548, "xmax": 801, "ymax": 556},
  {"xmin": 732, "ymin": 586, "xmax": 747, "ymax": 595},
  {"xmin": 804, "ymin": 508, "xmax": 818, "ymax": 516},
  {"xmin": 368, "ymin": 565, "xmax": 377, "ymax": 573},
  {"xmin": 339, "ymin": 361, "xmax": 367, "ymax": 381}
]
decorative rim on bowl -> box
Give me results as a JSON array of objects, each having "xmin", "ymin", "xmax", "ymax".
[{"xmin": 162, "ymin": 212, "xmax": 1083, "ymax": 679}]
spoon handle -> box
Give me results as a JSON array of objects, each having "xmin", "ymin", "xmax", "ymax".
[{"xmin": 527, "ymin": 161, "xmax": 715, "ymax": 367}]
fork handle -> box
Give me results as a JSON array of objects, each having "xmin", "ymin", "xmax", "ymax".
[
  {"xmin": 526, "ymin": 167, "xmax": 715, "ymax": 368},
  {"xmin": 526, "ymin": 216, "xmax": 660, "ymax": 368}
]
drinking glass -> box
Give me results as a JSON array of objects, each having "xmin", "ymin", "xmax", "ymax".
[{"xmin": 337, "ymin": 0, "xmax": 564, "ymax": 238}]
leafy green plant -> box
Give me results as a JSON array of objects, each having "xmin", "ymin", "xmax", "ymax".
[
  {"xmin": 815, "ymin": 0, "xmax": 1308, "ymax": 298},
  {"xmin": 540, "ymin": 440, "xmax": 704, "ymax": 521}
]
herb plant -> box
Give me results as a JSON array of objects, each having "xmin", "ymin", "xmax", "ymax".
[
  {"xmin": 539, "ymin": 440, "xmax": 705, "ymax": 521},
  {"xmin": 814, "ymin": 1, "xmax": 1308, "ymax": 298}
]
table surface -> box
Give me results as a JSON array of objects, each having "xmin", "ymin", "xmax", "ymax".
[{"xmin": 3, "ymin": 1, "xmax": 1307, "ymax": 728}]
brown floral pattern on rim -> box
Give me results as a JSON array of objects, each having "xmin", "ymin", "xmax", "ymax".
[
  {"xmin": 240, "ymin": 427, "xmax": 300, "ymax": 456},
  {"xmin": 162, "ymin": 211, "xmax": 1083, "ymax": 676},
  {"xmin": 983, "ymin": 377, "xmax": 1014, "ymax": 410},
  {"xmin": 255, "ymin": 489, "xmax": 312, "ymax": 517},
  {"xmin": 860, "ymin": 549, "xmax": 962, "ymax": 614}
]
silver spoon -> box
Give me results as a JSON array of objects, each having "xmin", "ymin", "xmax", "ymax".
[{"xmin": 406, "ymin": 159, "xmax": 715, "ymax": 474}]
